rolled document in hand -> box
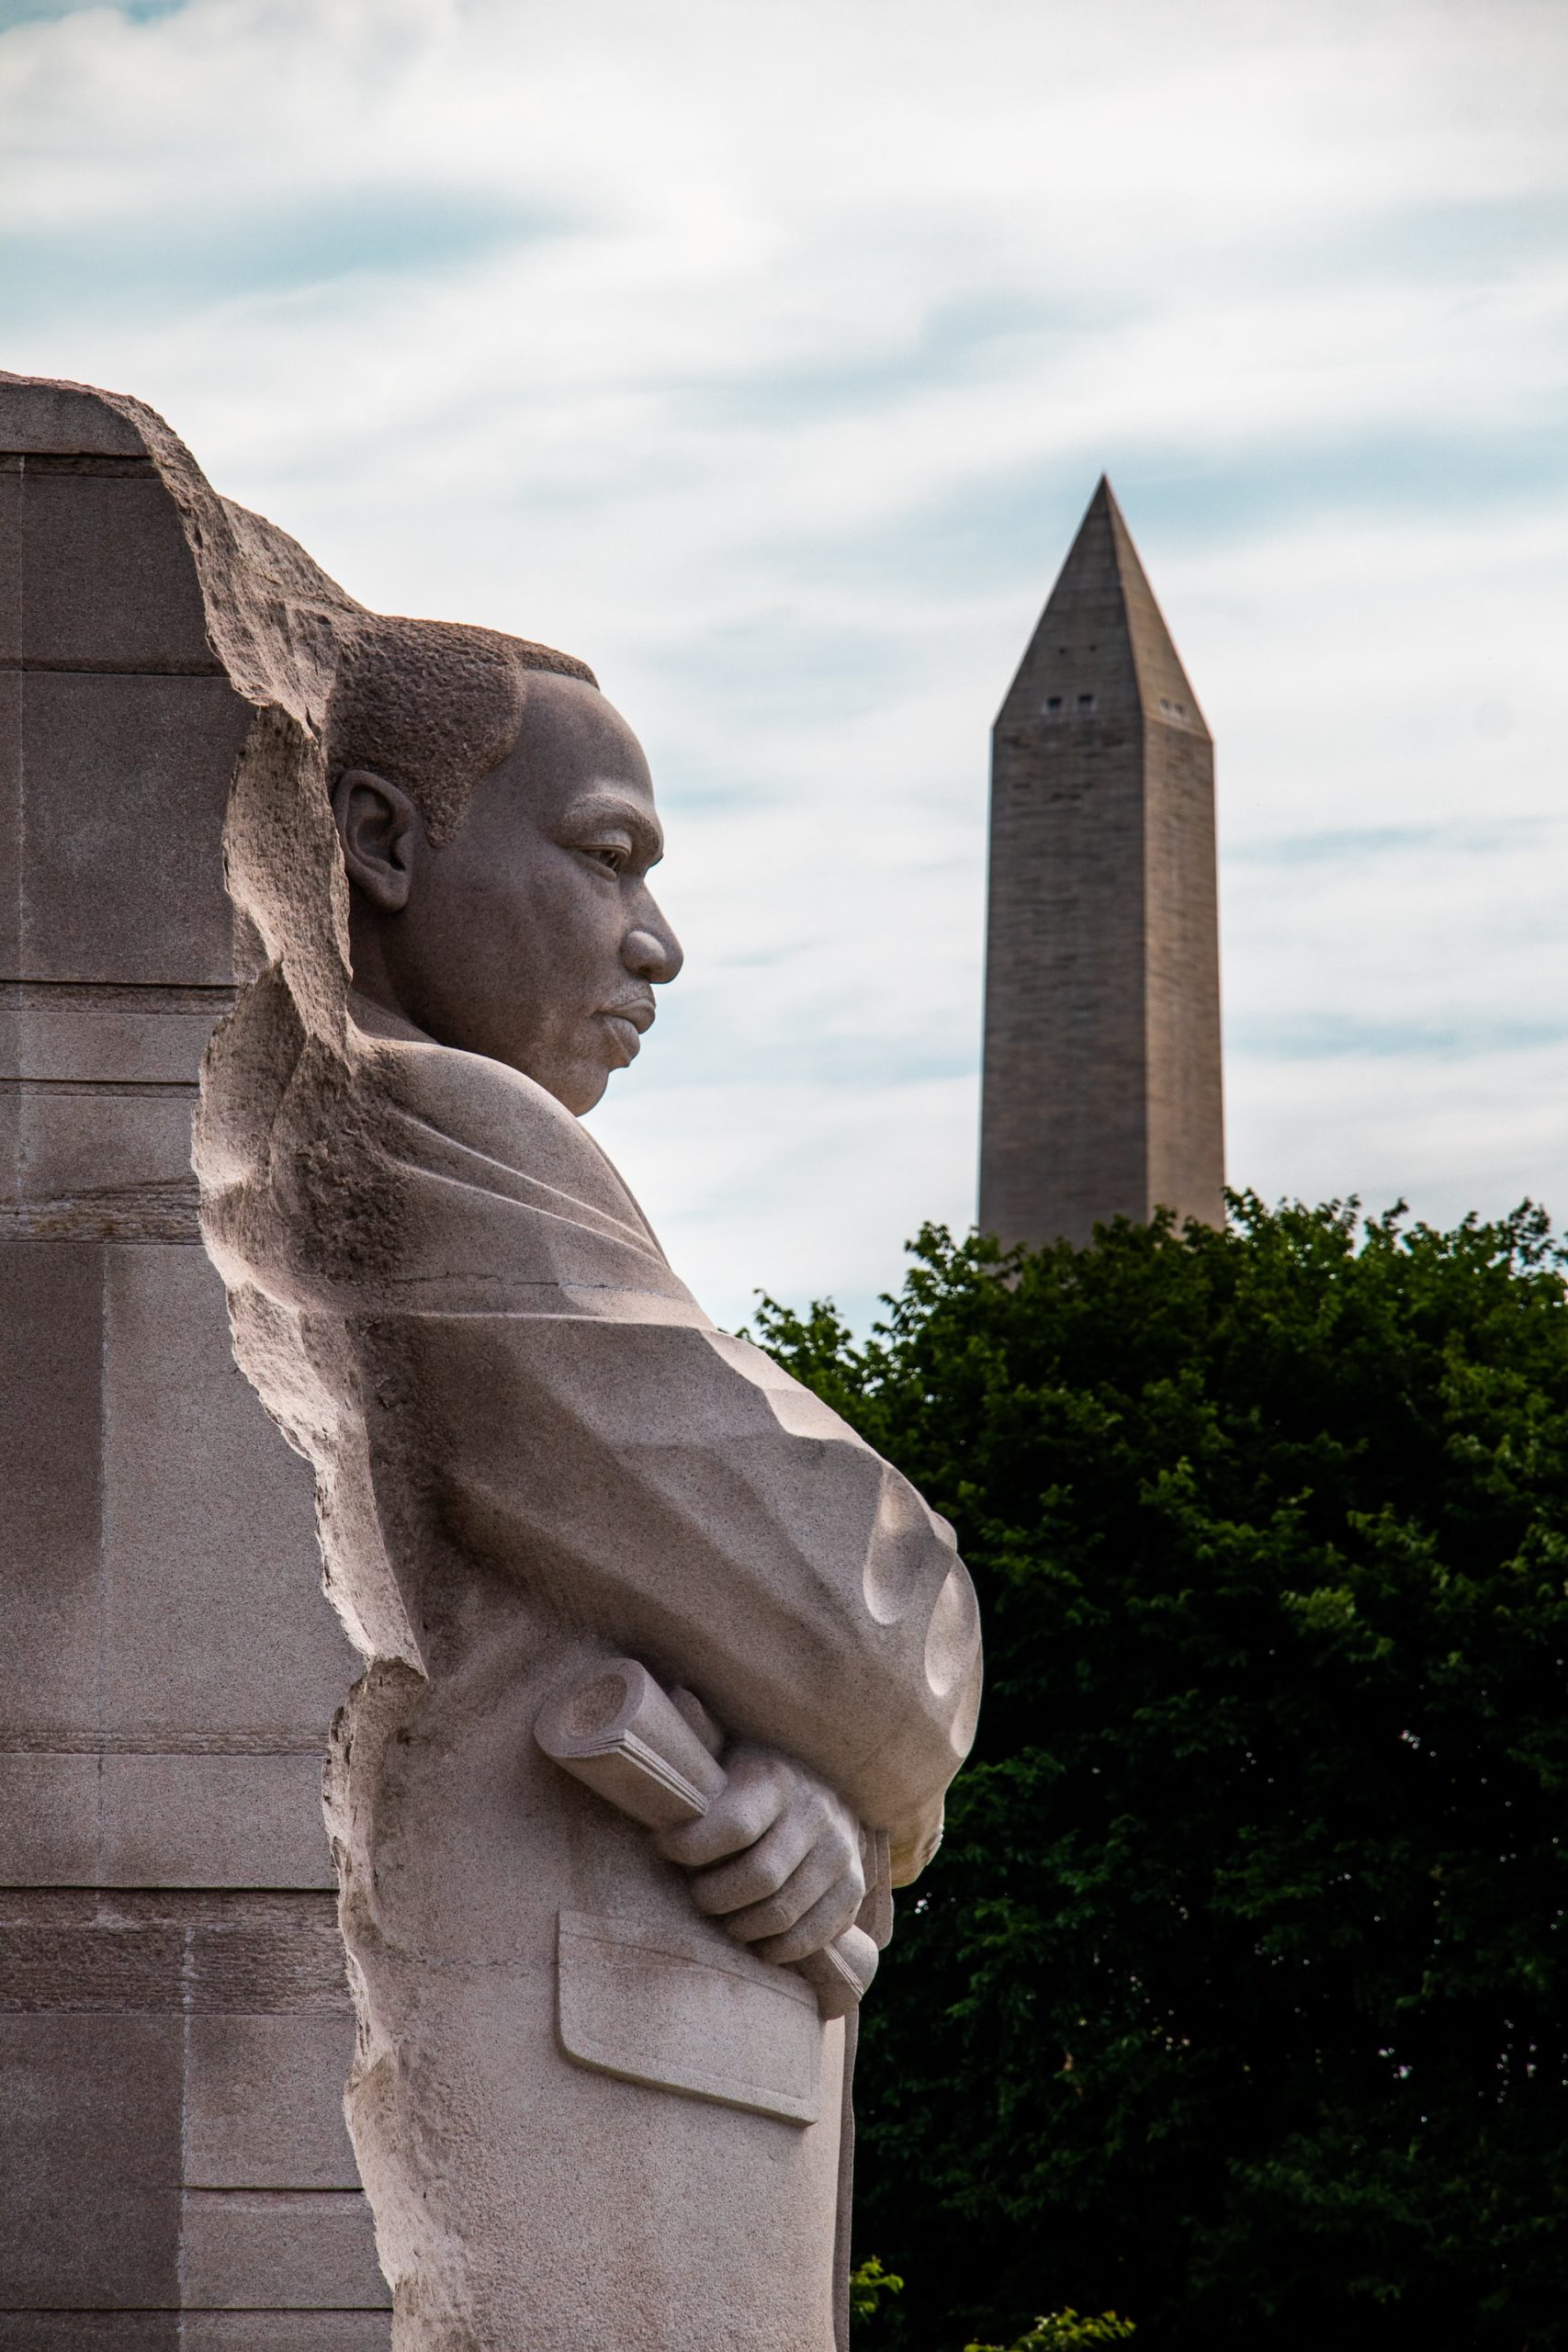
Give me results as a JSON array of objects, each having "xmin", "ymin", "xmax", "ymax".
[{"xmin": 535, "ymin": 1657, "xmax": 880, "ymax": 2020}]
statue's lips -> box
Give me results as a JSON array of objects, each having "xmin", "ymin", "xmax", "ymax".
[{"xmin": 599, "ymin": 1000, "xmax": 655, "ymax": 1063}]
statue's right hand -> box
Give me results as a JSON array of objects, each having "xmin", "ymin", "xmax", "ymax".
[{"xmin": 653, "ymin": 1744, "xmax": 867, "ymax": 1966}]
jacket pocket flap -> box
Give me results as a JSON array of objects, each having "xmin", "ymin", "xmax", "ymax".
[{"xmin": 557, "ymin": 1909, "xmax": 821, "ymax": 2125}]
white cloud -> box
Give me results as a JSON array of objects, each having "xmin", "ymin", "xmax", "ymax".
[{"xmin": 4, "ymin": 0, "xmax": 1567, "ymax": 1321}]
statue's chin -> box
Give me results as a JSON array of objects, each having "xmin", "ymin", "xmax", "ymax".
[{"xmin": 535, "ymin": 1058, "xmax": 613, "ymax": 1119}]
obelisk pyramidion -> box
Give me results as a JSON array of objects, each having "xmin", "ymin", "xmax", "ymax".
[{"xmin": 978, "ymin": 477, "xmax": 1224, "ymax": 1250}]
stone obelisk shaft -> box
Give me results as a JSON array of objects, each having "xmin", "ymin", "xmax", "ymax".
[{"xmin": 978, "ymin": 477, "xmax": 1224, "ymax": 1250}]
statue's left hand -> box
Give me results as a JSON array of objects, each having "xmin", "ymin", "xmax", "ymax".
[{"xmin": 652, "ymin": 1745, "xmax": 867, "ymax": 1965}]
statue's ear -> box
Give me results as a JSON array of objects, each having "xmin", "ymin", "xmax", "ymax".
[{"xmin": 332, "ymin": 769, "xmax": 424, "ymax": 913}]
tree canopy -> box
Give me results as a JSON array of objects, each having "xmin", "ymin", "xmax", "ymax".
[{"xmin": 753, "ymin": 1197, "xmax": 1568, "ymax": 2351}]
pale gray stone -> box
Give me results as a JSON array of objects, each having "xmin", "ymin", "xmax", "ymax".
[
  {"xmin": 557, "ymin": 1906, "xmax": 824, "ymax": 2121},
  {"xmin": 188, "ymin": 463, "xmax": 982, "ymax": 2348},
  {"xmin": 100, "ymin": 1245, "xmax": 351, "ymax": 1742},
  {"xmin": 97, "ymin": 1755, "xmax": 333, "ymax": 1889},
  {"xmin": 186, "ymin": 2015, "xmax": 361, "ymax": 2188},
  {"xmin": 179, "ymin": 2191, "xmax": 389, "ymax": 2310},
  {"xmin": 0, "ymin": 1754, "xmax": 333, "ymax": 1889},
  {"xmin": 178, "ymin": 2320, "xmax": 389, "ymax": 2352}
]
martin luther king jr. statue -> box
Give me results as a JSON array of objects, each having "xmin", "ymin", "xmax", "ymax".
[{"xmin": 58, "ymin": 382, "xmax": 989, "ymax": 2348}]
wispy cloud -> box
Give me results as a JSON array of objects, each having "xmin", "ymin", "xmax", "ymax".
[{"xmin": 4, "ymin": 0, "xmax": 1567, "ymax": 1321}]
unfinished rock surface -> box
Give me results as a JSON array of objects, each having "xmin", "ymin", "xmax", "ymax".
[{"xmin": 6, "ymin": 376, "xmax": 982, "ymax": 2348}]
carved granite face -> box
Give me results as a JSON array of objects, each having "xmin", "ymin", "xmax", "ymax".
[{"xmin": 333, "ymin": 671, "xmax": 683, "ymax": 1114}]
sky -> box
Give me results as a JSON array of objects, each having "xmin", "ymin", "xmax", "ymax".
[{"xmin": 3, "ymin": 0, "xmax": 1566, "ymax": 1329}]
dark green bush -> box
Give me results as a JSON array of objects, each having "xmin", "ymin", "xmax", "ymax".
[{"xmin": 755, "ymin": 1198, "xmax": 1568, "ymax": 2351}]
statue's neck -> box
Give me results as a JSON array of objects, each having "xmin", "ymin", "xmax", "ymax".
[{"xmin": 346, "ymin": 986, "xmax": 438, "ymax": 1050}]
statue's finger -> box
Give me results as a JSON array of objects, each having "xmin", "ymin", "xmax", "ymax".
[
  {"xmin": 652, "ymin": 1761, "xmax": 787, "ymax": 1867},
  {"xmin": 749, "ymin": 1872, "xmax": 866, "ymax": 1965},
  {"xmin": 720, "ymin": 1835, "xmax": 863, "ymax": 1948},
  {"xmin": 684, "ymin": 1806, "xmax": 816, "ymax": 1916}
]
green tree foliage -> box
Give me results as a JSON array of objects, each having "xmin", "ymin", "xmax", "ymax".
[
  {"xmin": 852, "ymin": 2256, "xmax": 906, "ymax": 2324},
  {"xmin": 964, "ymin": 2312, "xmax": 1135, "ymax": 2351},
  {"xmin": 753, "ymin": 1199, "xmax": 1568, "ymax": 2351}
]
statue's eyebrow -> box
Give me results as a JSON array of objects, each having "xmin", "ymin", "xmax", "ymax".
[{"xmin": 570, "ymin": 790, "xmax": 664, "ymax": 865}]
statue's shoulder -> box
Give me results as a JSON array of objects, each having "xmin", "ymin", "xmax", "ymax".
[{"xmin": 352, "ymin": 1018, "xmax": 661, "ymax": 1254}]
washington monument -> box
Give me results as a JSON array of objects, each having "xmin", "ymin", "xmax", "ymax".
[{"xmin": 978, "ymin": 477, "xmax": 1224, "ymax": 1250}]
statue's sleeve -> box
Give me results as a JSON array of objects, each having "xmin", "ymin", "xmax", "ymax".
[{"xmin": 393, "ymin": 1306, "xmax": 980, "ymax": 1881}]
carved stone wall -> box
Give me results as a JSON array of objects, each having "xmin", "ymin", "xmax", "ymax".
[{"xmin": 0, "ymin": 377, "xmax": 389, "ymax": 2346}]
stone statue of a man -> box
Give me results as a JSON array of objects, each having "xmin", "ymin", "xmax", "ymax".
[{"xmin": 196, "ymin": 598, "xmax": 981, "ymax": 2337}]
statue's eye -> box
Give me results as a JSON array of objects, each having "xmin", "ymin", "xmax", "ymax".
[{"xmin": 591, "ymin": 843, "xmax": 626, "ymax": 873}]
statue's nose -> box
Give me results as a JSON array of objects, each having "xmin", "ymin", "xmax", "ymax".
[{"xmin": 625, "ymin": 919, "xmax": 682, "ymax": 986}]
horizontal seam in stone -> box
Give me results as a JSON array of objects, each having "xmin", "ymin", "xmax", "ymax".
[
  {"xmin": 180, "ymin": 2187, "xmax": 367, "ymax": 2198},
  {"xmin": 0, "ymin": 1218, "xmax": 203, "ymax": 1243},
  {"xmin": 2, "ymin": 452, "xmax": 155, "ymax": 473},
  {"xmin": 0, "ymin": 657, "xmax": 226, "ymax": 676},
  {"xmin": 0, "ymin": 979, "xmax": 234, "ymax": 1004},
  {"xmin": 0, "ymin": 1076, "xmax": 197, "ymax": 1094},
  {"xmin": 0, "ymin": 1736, "xmax": 325, "ymax": 1752}
]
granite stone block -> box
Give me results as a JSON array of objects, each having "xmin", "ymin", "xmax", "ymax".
[
  {"xmin": 6, "ymin": 992, "xmax": 224, "ymax": 1086},
  {"xmin": 0, "ymin": 382, "xmax": 146, "ymax": 458},
  {"xmin": 17, "ymin": 672, "xmax": 248, "ymax": 985},
  {"xmin": 0, "ymin": 1906, "xmax": 186, "ymax": 2012},
  {"xmin": 179, "ymin": 2319, "xmax": 389, "ymax": 2352},
  {"xmin": 0, "ymin": 2317, "xmax": 177, "ymax": 2349},
  {"xmin": 0, "ymin": 2013, "xmax": 181, "ymax": 2306},
  {"xmin": 0, "ymin": 1242, "xmax": 102, "ymax": 1733},
  {"xmin": 0, "ymin": 1890, "xmax": 350, "ymax": 2014},
  {"xmin": 186, "ymin": 2014, "xmax": 360, "ymax": 2188},
  {"xmin": 14, "ymin": 1081, "xmax": 197, "ymax": 1204},
  {"xmin": 184, "ymin": 1894, "xmax": 351, "ymax": 2017},
  {"xmin": 0, "ymin": 1751, "xmax": 332, "ymax": 1894},
  {"xmin": 10, "ymin": 467, "xmax": 214, "ymax": 672},
  {"xmin": 0, "ymin": 1756, "xmax": 99, "ymax": 1886},
  {"xmin": 180, "ymin": 2191, "xmax": 389, "ymax": 2310},
  {"xmin": 0, "ymin": 673, "xmax": 18, "ymax": 980},
  {"xmin": 98, "ymin": 1754, "xmax": 333, "ymax": 1890},
  {"xmin": 101, "ymin": 1245, "xmax": 348, "ymax": 1742},
  {"xmin": 0, "ymin": 463, "xmax": 18, "ymax": 638}
]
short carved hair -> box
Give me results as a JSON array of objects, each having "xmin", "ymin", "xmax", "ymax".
[{"xmin": 324, "ymin": 616, "xmax": 598, "ymax": 845}]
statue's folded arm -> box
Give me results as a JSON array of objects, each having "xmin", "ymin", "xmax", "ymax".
[{"xmin": 381, "ymin": 1306, "xmax": 979, "ymax": 1882}]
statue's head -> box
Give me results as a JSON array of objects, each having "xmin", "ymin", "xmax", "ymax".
[{"xmin": 325, "ymin": 617, "xmax": 682, "ymax": 1115}]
